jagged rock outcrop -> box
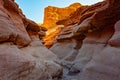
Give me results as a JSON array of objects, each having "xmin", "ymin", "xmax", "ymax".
[
  {"xmin": 56, "ymin": 1, "xmax": 106, "ymax": 27},
  {"xmin": 0, "ymin": 0, "xmax": 62, "ymax": 80},
  {"xmin": 43, "ymin": 3, "xmax": 81, "ymax": 48},
  {"xmin": 43, "ymin": 3, "xmax": 81, "ymax": 29},
  {"xmin": 50, "ymin": 0, "xmax": 120, "ymax": 80}
]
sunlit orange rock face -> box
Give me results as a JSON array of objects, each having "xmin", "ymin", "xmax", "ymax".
[
  {"xmin": 43, "ymin": 3, "xmax": 81, "ymax": 29},
  {"xmin": 43, "ymin": 25, "xmax": 64, "ymax": 48},
  {"xmin": 43, "ymin": 3, "xmax": 81, "ymax": 48}
]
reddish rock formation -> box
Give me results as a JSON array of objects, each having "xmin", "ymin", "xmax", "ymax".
[
  {"xmin": 43, "ymin": 3, "xmax": 81, "ymax": 29},
  {"xmin": 43, "ymin": 25, "xmax": 63, "ymax": 48},
  {"xmin": 50, "ymin": 0, "xmax": 120, "ymax": 80},
  {"xmin": 109, "ymin": 20, "xmax": 120, "ymax": 46},
  {"xmin": 1, "ymin": 0, "xmax": 120, "ymax": 80},
  {"xmin": 43, "ymin": 3, "xmax": 81, "ymax": 48},
  {"xmin": 56, "ymin": 1, "xmax": 106, "ymax": 26},
  {"xmin": 0, "ymin": 0, "xmax": 62, "ymax": 80}
]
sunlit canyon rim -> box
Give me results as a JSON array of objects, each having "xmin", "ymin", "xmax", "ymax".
[{"xmin": 0, "ymin": 0, "xmax": 120, "ymax": 80}]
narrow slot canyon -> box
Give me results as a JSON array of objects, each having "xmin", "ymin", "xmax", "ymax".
[{"xmin": 0, "ymin": 0, "xmax": 120, "ymax": 80}]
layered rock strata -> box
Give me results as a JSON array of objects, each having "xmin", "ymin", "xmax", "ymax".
[
  {"xmin": 0, "ymin": 0, "xmax": 62, "ymax": 80},
  {"xmin": 50, "ymin": 0, "xmax": 120, "ymax": 80}
]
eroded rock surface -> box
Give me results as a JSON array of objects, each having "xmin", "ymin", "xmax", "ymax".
[
  {"xmin": 0, "ymin": 0, "xmax": 62, "ymax": 80},
  {"xmin": 1, "ymin": 0, "xmax": 120, "ymax": 80},
  {"xmin": 50, "ymin": 0, "xmax": 120, "ymax": 80},
  {"xmin": 43, "ymin": 3, "xmax": 81, "ymax": 29},
  {"xmin": 43, "ymin": 3, "xmax": 81, "ymax": 48}
]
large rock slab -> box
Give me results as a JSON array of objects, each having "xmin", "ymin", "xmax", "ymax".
[
  {"xmin": 80, "ymin": 46, "xmax": 120, "ymax": 80},
  {"xmin": 22, "ymin": 36, "xmax": 58, "ymax": 61},
  {"xmin": 50, "ymin": 39, "xmax": 77, "ymax": 59},
  {"xmin": 0, "ymin": 42, "xmax": 62, "ymax": 80}
]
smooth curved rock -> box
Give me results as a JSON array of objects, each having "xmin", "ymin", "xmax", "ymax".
[
  {"xmin": 0, "ymin": 42, "xmax": 62, "ymax": 80},
  {"xmin": 50, "ymin": 39, "xmax": 77, "ymax": 59},
  {"xmin": 0, "ymin": 0, "xmax": 62, "ymax": 80},
  {"xmin": 80, "ymin": 46, "xmax": 120, "ymax": 80},
  {"xmin": 109, "ymin": 20, "xmax": 120, "ymax": 46}
]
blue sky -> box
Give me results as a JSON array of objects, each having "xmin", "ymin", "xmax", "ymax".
[{"xmin": 15, "ymin": 0, "xmax": 103, "ymax": 23}]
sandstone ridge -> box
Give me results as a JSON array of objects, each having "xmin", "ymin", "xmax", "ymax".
[
  {"xmin": 43, "ymin": 3, "xmax": 81, "ymax": 48},
  {"xmin": 43, "ymin": 3, "xmax": 81, "ymax": 29}
]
